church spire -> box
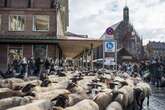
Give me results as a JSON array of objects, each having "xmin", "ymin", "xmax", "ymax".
[{"xmin": 123, "ymin": 0, "xmax": 129, "ymax": 23}]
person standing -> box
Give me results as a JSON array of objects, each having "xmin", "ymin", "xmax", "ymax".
[
  {"xmin": 35, "ymin": 57, "xmax": 43, "ymax": 76},
  {"xmin": 28, "ymin": 57, "xmax": 35, "ymax": 76},
  {"xmin": 21, "ymin": 57, "xmax": 28, "ymax": 78},
  {"xmin": 44, "ymin": 58, "xmax": 51, "ymax": 73}
]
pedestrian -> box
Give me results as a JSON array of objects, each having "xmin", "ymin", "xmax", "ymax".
[
  {"xmin": 28, "ymin": 57, "xmax": 35, "ymax": 76},
  {"xmin": 35, "ymin": 57, "xmax": 43, "ymax": 76},
  {"xmin": 21, "ymin": 57, "xmax": 28, "ymax": 78},
  {"xmin": 44, "ymin": 58, "xmax": 51, "ymax": 73}
]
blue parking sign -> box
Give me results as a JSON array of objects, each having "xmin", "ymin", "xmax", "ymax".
[
  {"xmin": 106, "ymin": 42, "xmax": 113, "ymax": 49},
  {"xmin": 104, "ymin": 41, "xmax": 116, "ymax": 52}
]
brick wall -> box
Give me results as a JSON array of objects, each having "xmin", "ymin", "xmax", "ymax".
[
  {"xmin": 0, "ymin": 0, "xmax": 54, "ymax": 8},
  {"xmin": 23, "ymin": 45, "xmax": 32, "ymax": 58},
  {"xmin": 10, "ymin": 0, "xmax": 29, "ymax": 8},
  {"xmin": 0, "ymin": 10, "xmax": 57, "ymax": 36},
  {"xmin": 33, "ymin": 0, "xmax": 52, "ymax": 8},
  {"xmin": 48, "ymin": 44, "xmax": 60, "ymax": 58},
  {"xmin": 0, "ymin": 0, "xmax": 57, "ymax": 37}
]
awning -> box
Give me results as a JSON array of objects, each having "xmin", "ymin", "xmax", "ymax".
[{"xmin": 58, "ymin": 39, "xmax": 103, "ymax": 58}]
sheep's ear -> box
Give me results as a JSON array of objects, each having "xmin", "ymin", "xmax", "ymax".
[{"xmin": 120, "ymin": 81, "xmax": 128, "ymax": 86}]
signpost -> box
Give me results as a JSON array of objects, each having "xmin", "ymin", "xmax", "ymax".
[
  {"xmin": 102, "ymin": 26, "xmax": 117, "ymax": 70},
  {"xmin": 103, "ymin": 40, "xmax": 117, "ymax": 70}
]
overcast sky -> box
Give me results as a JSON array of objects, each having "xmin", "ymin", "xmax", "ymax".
[{"xmin": 68, "ymin": 0, "xmax": 165, "ymax": 45}]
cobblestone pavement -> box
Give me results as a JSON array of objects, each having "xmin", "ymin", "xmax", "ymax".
[{"xmin": 143, "ymin": 86, "xmax": 165, "ymax": 110}]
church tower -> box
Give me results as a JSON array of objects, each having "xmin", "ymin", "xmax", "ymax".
[{"xmin": 123, "ymin": 6, "xmax": 129, "ymax": 23}]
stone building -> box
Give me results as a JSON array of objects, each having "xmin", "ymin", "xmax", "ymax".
[
  {"xmin": 0, "ymin": 0, "xmax": 69, "ymax": 71},
  {"xmin": 146, "ymin": 41, "xmax": 165, "ymax": 60},
  {"xmin": 95, "ymin": 6, "xmax": 144, "ymax": 63}
]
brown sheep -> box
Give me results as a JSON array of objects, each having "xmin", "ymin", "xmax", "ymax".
[{"xmin": 93, "ymin": 91, "xmax": 113, "ymax": 110}]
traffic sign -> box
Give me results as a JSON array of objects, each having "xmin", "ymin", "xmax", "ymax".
[
  {"xmin": 104, "ymin": 41, "xmax": 116, "ymax": 52},
  {"xmin": 106, "ymin": 27, "xmax": 114, "ymax": 35}
]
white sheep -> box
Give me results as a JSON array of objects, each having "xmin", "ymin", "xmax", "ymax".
[
  {"xmin": 64, "ymin": 99, "xmax": 99, "ymax": 110},
  {"xmin": 106, "ymin": 101, "xmax": 123, "ymax": 110},
  {"xmin": 135, "ymin": 82, "xmax": 152, "ymax": 110}
]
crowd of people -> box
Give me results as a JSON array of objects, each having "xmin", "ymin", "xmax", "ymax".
[
  {"xmin": 1, "ymin": 57, "xmax": 61, "ymax": 79},
  {"xmin": 1, "ymin": 56, "xmax": 165, "ymax": 87},
  {"xmin": 118, "ymin": 59, "xmax": 165, "ymax": 87}
]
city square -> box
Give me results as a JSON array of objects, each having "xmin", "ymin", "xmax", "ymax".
[{"xmin": 0, "ymin": 0, "xmax": 164, "ymax": 110}]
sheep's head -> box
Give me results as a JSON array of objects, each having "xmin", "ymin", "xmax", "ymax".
[
  {"xmin": 51, "ymin": 94, "xmax": 69, "ymax": 108},
  {"xmin": 120, "ymin": 81, "xmax": 128, "ymax": 87},
  {"xmin": 41, "ymin": 79, "xmax": 51, "ymax": 87},
  {"xmin": 22, "ymin": 83, "xmax": 36, "ymax": 93},
  {"xmin": 66, "ymin": 82, "xmax": 76, "ymax": 92}
]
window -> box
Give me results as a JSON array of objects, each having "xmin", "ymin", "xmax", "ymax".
[
  {"xmin": 28, "ymin": 0, "xmax": 31, "ymax": 8},
  {"xmin": 8, "ymin": 47, "xmax": 23, "ymax": 64},
  {"xmin": 4, "ymin": 0, "xmax": 8, "ymax": 7},
  {"xmin": 33, "ymin": 45, "xmax": 47, "ymax": 59},
  {"xmin": 9, "ymin": 15, "xmax": 25, "ymax": 31},
  {"xmin": 33, "ymin": 15, "xmax": 49, "ymax": 31}
]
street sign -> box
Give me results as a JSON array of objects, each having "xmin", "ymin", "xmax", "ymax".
[
  {"xmin": 104, "ymin": 41, "xmax": 116, "ymax": 52},
  {"xmin": 106, "ymin": 27, "xmax": 114, "ymax": 35}
]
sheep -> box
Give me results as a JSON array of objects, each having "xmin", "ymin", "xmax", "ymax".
[
  {"xmin": 135, "ymin": 82, "xmax": 152, "ymax": 110},
  {"xmin": 113, "ymin": 85, "xmax": 134, "ymax": 109},
  {"xmin": 68, "ymin": 93, "xmax": 87, "ymax": 106},
  {"xmin": 12, "ymin": 80, "xmax": 41, "ymax": 90},
  {"xmin": 106, "ymin": 101, "xmax": 123, "ymax": 110},
  {"xmin": 64, "ymin": 99, "xmax": 99, "ymax": 110},
  {"xmin": 0, "ymin": 88, "xmax": 29, "ymax": 99},
  {"xmin": 93, "ymin": 91, "xmax": 113, "ymax": 110},
  {"xmin": 0, "ymin": 78, "xmax": 24, "ymax": 89},
  {"xmin": 51, "ymin": 94, "xmax": 69, "ymax": 108},
  {"xmin": 35, "ymin": 89, "xmax": 70, "ymax": 100},
  {"xmin": 53, "ymin": 107, "xmax": 64, "ymax": 110},
  {"xmin": 7, "ymin": 100, "xmax": 52, "ymax": 110},
  {"xmin": 0, "ymin": 96, "xmax": 33, "ymax": 110}
]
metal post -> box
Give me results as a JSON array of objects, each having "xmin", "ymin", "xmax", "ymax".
[
  {"xmin": 85, "ymin": 49, "xmax": 88, "ymax": 70},
  {"xmin": 91, "ymin": 43, "xmax": 94, "ymax": 71},
  {"xmin": 115, "ymin": 40, "xmax": 118, "ymax": 70},
  {"xmin": 82, "ymin": 52, "xmax": 84, "ymax": 69},
  {"xmin": 103, "ymin": 40, "xmax": 105, "ymax": 70}
]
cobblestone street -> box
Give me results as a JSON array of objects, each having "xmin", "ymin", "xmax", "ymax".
[{"xmin": 143, "ymin": 86, "xmax": 165, "ymax": 110}]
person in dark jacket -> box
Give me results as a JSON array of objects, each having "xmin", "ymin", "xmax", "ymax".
[
  {"xmin": 28, "ymin": 57, "xmax": 35, "ymax": 76},
  {"xmin": 35, "ymin": 57, "xmax": 43, "ymax": 76},
  {"xmin": 44, "ymin": 58, "xmax": 51, "ymax": 73}
]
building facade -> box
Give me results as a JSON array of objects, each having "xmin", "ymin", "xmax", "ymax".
[
  {"xmin": 146, "ymin": 41, "xmax": 165, "ymax": 60},
  {"xmin": 0, "ymin": 0, "xmax": 69, "ymax": 71}
]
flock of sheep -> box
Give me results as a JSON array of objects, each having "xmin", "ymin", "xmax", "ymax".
[{"xmin": 0, "ymin": 69, "xmax": 152, "ymax": 110}]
